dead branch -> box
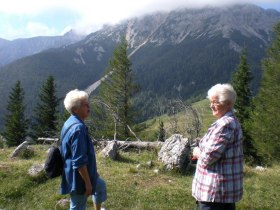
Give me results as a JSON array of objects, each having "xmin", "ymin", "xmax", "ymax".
[
  {"xmin": 99, "ymin": 140, "xmax": 163, "ymax": 150},
  {"xmin": 127, "ymin": 125, "xmax": 142, "ymax": 141}
]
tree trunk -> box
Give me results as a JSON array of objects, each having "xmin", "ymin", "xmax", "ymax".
[{"xmin": 97, "ymin": 140, "xmax": 163, "ymax": 150}]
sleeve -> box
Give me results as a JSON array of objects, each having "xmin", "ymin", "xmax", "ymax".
[
  {"xmin": 199, "ymin": 122, "xmax": 234, "ymax": 168},
  {"xmin": 71, "ymin": 126, "xmax": 88, "ymax": 169}
]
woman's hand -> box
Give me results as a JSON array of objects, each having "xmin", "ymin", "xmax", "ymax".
[{"xmin": 193, "ymin": 147, "xmax": 201, "ymax": 159}]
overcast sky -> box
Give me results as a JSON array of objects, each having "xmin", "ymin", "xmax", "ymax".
[{"xmin": 0, "ymin": 0, "xmax": 279, "ymax": 40}]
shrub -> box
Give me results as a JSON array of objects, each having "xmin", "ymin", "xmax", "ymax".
[{"xmin": 18, "ymin": 147, "xmax": 35, "ymax": 159}]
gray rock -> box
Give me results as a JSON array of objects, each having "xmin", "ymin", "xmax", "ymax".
[
  {"xmin": 101, "ymin": 140, "xmax": 118, "ymax": 160},
  {"xmin": 56, "ymin": 198, "xmax": 70, "ymax": 209},
  {"xmin": 158, "ymin": 134, "xmax": 190, "ymax": 171},
  {"xmin": 28, "ymin": 163, "xmax": 44, "ymax": 177},
  {"xmin": 146, "ymin": 160, "xmax": 153, "ymax": 168}
]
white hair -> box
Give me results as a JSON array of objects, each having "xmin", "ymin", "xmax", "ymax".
[
  {"xmin": 64, "ymin": 89, "xmax": 89, "ymax": 114},
  {"xmin": 207, "ymin": 83, "xmax": 236, "ymax": 105}
]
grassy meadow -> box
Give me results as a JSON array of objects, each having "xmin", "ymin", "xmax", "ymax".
[
  {"xmin": 1, "ymin": 99, "xmax": 280, "ymax": 209},
  {"xmin": 0, "ymin": 145, "xmax": 280, "ymax": 210}
]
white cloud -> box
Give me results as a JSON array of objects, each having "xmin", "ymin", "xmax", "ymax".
[
  {"xmin": 0, "ymin": 0, "xmax": 279, "ymax": 40},
  {"xmin": 71, "ymin": 0, "xmax": 280, "ymax": 36},
  {"xmin": 1, "ymin": 0, "xmax": 277, "ymax": 14},
  {"xmin": 26, "ymin": 22, "xmax": 58, "ymax": 37},
  {"xmin": 1, "ymin": 24, "xmax": 57, "ymax": 40},
  {"xmin": 0, "ymin": 1, "xmax": 59, "ymax": 15}
]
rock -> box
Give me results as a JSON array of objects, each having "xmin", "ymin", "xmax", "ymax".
[
  {"xmin": 146, "ymin": 160, "xmax": 153, "ymax": 168},
  {"xmin": 28, "ymin": 163, "xmax": 45, "ymax": 177},
  {"xmin": 153, "ymin": 169, "xmax": 159, "ymax": 174},
  {"xmin": 255, "ymin": 166, "xmax": 266, "ymax": 172},
  {"xmin": 56, "ymin": 198, "xmax": 70, "ymax": 208},
  {"xmin": 101, "ymin": 140, "xmax": 118, "ymax": 160},
  {"xmin": 158, "ymin": 134, "xmax": 190, "ymax": 172}
]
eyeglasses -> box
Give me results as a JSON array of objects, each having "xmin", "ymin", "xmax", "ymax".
[{"xmin": 209, "ymin": 100, "xmax": 221, "ymax": 106}]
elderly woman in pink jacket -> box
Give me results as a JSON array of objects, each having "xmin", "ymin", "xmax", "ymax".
[{"xmin": 192, "ymin": 83, "xmax": 243, "ymax": 210}]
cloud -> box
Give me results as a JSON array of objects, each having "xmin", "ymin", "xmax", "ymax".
[
  {"xmin": 0, "ymin": 0, "xmax": 278, "ymax": 15},
  {"xmin": 0, "ymin": 22, "xmax": 58, "ymax": 40},
  {"xmin": 26, "ymin": 22, "xmax": 58, "ymax": 37},
  {"xmin": 0, "ymin": 0, "xmax": 279, "ymax": 40},
  {"xmin": 71, "ymin": 0, "xmax": 280, "ymax": 35}
]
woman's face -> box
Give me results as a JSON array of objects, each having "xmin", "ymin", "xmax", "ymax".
[
  {"xmin": 74, "ymin": 99, "xmax": 90, "ymax": 121},
  {"xmin": 209, "ymin": 95, "xmax": 232, "ymax": 118}
]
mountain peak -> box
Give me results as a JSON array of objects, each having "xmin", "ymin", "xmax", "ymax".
[{"xmin": 0, "ymin": 4, "xmax": 279, "ymax": 128}]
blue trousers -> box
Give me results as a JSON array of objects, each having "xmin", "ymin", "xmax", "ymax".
[
  {"xmin": 198, "ymin": 202, "xmax": 236, "ymax": 210},
  {"xmin": 69, "ymin": 193, "xmax": 87, "ymax": 210}
]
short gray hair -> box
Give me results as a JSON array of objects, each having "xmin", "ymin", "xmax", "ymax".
[
  {"xmin": 64, "ymin": 89, "xmax": 89, "ymax": 114},
  {"xmin": 207, "ymin": 83, "xmax": 236, "ymax": 105}
]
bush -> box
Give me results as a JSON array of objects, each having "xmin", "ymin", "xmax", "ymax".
[{"xmin": 18, "ymin": 147, "xmax": 35, "ymax": 159}]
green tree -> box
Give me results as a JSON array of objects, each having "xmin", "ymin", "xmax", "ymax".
[
  {"xmin": 156, "ymin": 121, "xmax": 166, "ymax": 142},
  {"xmin": 57, "ymin": 108, "xmax": 71, "ymax": 131},
  {"xmin": 96, "ymin": 39, "xmax": 138, "ymax": 139},
  {"xmin": 231, "ymin": 49, "xmax": 257, "ymax": 161},
  {"xmin": 231, "ymin": 49, "xmax": 253, "ymax": 123},
  {"xmin": 2, "ymin": 81, "xmax": 28, "ymax": 147},
  {"xmin": 32, "ymin": 75, "xmax": 59, "ymax": 138},
  {"xmin": 248, "ymin": 22, "xmax": 280, "ymax": 164}
]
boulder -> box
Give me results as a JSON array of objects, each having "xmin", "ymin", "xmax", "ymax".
[
  {"xmin": 101, "ymin": 140, "xmax": 118, "ymax": 160},
  {"xmin": 158, "ymin": 134, "xmax": 190, "ymax": 172}
]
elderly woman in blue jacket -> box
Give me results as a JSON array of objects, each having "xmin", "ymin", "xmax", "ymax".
[{"xmin": 60, "ymin": 89, "xmax": 107, "ymax": 210}]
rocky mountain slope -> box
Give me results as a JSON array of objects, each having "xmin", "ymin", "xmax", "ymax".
[
  {"xmin": 0, "ymin": 30, "xmax": 84, "ymax": 67},
  {"xmin": 0, "ymin": 4, "xmax": 279, "ymax": 128}
]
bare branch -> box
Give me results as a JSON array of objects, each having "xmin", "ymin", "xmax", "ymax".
[{"xmin": 127, "ymin": 125, "xmax": 142, "ymax": 141}]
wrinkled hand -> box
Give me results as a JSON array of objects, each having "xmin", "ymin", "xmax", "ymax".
[
  {"xmin": 85, "ymin": 182, "xmax": 93, "ymax": 197},
  {"xmin": 192, "ymin": 147, "xmax": 200, "ymax": 159}
]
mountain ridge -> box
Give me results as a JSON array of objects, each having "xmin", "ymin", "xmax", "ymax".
[
  {"xmin": 0, "ymin": 3, "xmax": 279, "ymax": 128},
  {"xmin": 0, "ymin": 30, "xmax": 84, "ymax": 67}
]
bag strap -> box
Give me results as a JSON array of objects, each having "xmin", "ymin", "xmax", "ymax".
[{"xmin": 58, "ymin": 122, "xmax": 79, "ymax": 146}]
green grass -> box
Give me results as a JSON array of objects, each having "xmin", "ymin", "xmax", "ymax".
[
  {"xmin": 1, "ymin": 145, "xmax": 280, "ymax": 210},
  {"xmin": 136, "ymin": 99, "xmax": 215, "ymax": 141}
]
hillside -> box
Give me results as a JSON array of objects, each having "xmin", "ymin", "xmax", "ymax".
[
  {"xmin": 0, "ymin": 145, "xmax": 280, "ymax": 209},
  {"xmin": 0, "ymin": 4, "xmax": 279, "ymax": 128},
  {"xmin": 135, "ymin": 99, "xmax": 215, "ymax": 141}
]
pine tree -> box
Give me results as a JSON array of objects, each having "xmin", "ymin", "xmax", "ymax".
[
  {"xmin": 231, "ymin": 49, "xmax": 257, "ymax": 161},
  {"xmin": 156, "ymin": 121, "xmax": 166, "ymax": 142},
  {"xmin": 57, "ymin": 108, "xmax": 71, "ymax": 132},
  {"xmin": 96, "ymin": 38, "xmax": 138, "ymax": 139},
  {"xmin": 231, "ymin": 49, "xmax": 252, "ymax": 123},
  {"xmin": 2, "ymin": 81, "xmax": 28, "ymax": 147},
  {"xmin": 32, "ymin": 75, "xmax": 59, "ymax": 139},
  {"xmin": 248, "ymin": 22, "xmax": 280, "ymax": 164}
]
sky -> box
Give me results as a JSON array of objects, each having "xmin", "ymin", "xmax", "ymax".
[{"xmin": 0, "ymin": 0, "xmax": 279, "ymax": 41}]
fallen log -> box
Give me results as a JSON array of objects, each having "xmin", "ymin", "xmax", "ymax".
[
  {"xmin": 97, "ymin": 140, "xmax": 163, "ymax": 150},
  {"xmin": 11, "ymin": 141, "xmax": 29, "ymax": 158},
  {"xmin": 36, "ymin": 138, "xmax": 163, "ymax": 150},
  {"xmin": 37, "ymin": 137, "xmax": 59, "ymax": 144}
]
